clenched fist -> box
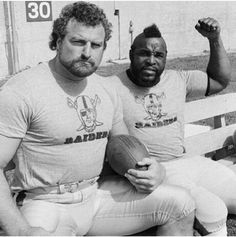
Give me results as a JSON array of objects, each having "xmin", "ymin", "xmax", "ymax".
[{"xmin": 195, "ymin": 17, "xmax": 221, "ymax": 40}]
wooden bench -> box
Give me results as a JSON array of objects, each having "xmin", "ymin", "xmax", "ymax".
[{"xmin": 184, "ymin": 92, "xmax": 236, "ymax": 170}]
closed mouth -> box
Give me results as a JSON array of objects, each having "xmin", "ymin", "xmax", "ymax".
[
  {"xmin": 143, "ymin": 67, "xmax": 156, "ymax": 72},
  {"xmin": 75, "ymin": 60, "xmax": 95, "ymax": 67}
]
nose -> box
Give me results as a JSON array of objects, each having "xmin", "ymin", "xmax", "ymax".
[
  {"xmin": 81, "ymin": 42, "xmax": 91, "ymax": 59},
  {"xmin": 147, "ymin": 54, "xmax": 156, "ymax": 65}
]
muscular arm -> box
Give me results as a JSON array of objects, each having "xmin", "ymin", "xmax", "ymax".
[
  {"xmin": 0, "ymin": 135, "xmax": 49, "ymax": 235},
  {"xmin": 195, "ymin": 18, "xmax": 231, "ymax": 95},
  {"xmin": 0, "ymin": 170, "xmax": 30, "ymax": 236},
  {"xmin": 0, "ymin": 135, "xmax": 29, "ymax": 235},
  {"xmin": 110, "ymin": 120, "xmax": 129, "ymax": 137},
  {"xmin": 207, "ymin": 35, "xmax": 231, "ymax": 95}
]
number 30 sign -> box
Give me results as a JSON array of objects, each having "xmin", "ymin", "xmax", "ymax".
[{"xmin": 25, "ymin": 1, "xmax": 52, "ymax": 22}]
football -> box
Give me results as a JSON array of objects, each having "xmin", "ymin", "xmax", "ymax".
[
  {"xmin": 106, "ymin": 134, "xmax": 149, "ymax": 176},
  {"xmin": 232, "ymin": 130, "xmax": 236, "ymax": 147}
]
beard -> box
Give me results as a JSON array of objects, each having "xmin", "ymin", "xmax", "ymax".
[
  {"xmin": 130, "ymin": 63, "xmax": 164, "ymax": 87},
  {"xmin": 59, "ymin": 54, "xmax": 97, "ymax": 78}
]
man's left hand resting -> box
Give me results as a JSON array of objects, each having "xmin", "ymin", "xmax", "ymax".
[{"xmin": 125, "ymin": 158, "xmax": 166, "ymax": 193}]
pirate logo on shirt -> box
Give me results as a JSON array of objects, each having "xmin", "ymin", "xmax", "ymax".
[
  {"xmin": 67, "ymin": 95, "xmax": 103, "ymax": 132},
  {"xmin": 136, "ymin": 92, "xmax": 167, "ymax": 121}
]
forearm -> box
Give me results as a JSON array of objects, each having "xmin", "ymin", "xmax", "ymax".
[
  {"xmin": 207, "ymin": 36, "xmax": 231, "ymax": 88},
  {"xmin": 0, "ymin": 169, "xmax": 30, "ymax": 235}
]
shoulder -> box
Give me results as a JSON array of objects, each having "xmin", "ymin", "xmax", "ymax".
[
  {"xmin": 4, "ymin": 62, "xmax": 51, "ymax": 92},
  {"xmin": 92, "ymin": 73, "xmax": 123, "ymax": 92},
  {"xmin": 162, "ymin": 69, "xmax": 206, "ymax": 82},
  {"xmin": 163, "ymin": 69, "xmax": 187, "ymax": 78},
  {"xmin": 87, "ymin": 74, "xmax": 119, "ymax": 104},
  {"xmin": 164, "ymin": 69, "xmax": 205, "ymax": 77}
]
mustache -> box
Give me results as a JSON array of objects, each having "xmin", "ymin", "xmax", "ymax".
[
  {"xmin": 72, "ymin": 58, "xmax": 95, "ymax": 66},
  {"xmin": 142, "ymin": 66, "xmax": 157, "ymax": 72}
]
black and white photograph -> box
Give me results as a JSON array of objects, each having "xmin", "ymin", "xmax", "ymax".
[{"xmin": 0, "ymin": 1, "xmax": 236, "ymax": 236}]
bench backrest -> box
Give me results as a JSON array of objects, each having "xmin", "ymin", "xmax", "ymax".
[{"xmin": 184, "ymin": 93, "xmax": 236, "ymax": 158}]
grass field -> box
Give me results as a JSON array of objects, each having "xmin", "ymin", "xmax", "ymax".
[{"xmin": 97, "ymin": 52, "xmax": 236, "ymax": 236}]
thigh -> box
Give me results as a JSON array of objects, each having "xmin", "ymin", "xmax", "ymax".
[
  {"xmin": 87, "ymin": 175, "xmax": 195, "ymax": 236},
  {"xmin": 163, "ymin": 156, "xmax": 206, "ymax": 183},
  {"xmin": 164, "ymin": 155, "xmax": 236, "ymax": 188},
  {"xmin": 20, "ymin": 200, "xmax": 77, "ymax": 235},
  {"xmin": 20, "ymin": 188, "xmax": 99, "ymax": 236},
  {"xmin": 189, "ymin": 156, "xmax": 236, "ymax": 187},
  {"xmin": 195, "ymin": 158, "xmax": 236, "ymax": 214},
  {"xmin": 66, "ymin": 192, "xmax": 98, "ymax": 236},
  {"xmin": 194, "ymin": 157, "xmax": 236, "ymax": 198},
  {"xmin": 169, "ymin": 155, "xmax": 236, "ymax": 213},
  {"xmin": 163, "ymin": 166, "xmax": 228, "ymax": 234}
]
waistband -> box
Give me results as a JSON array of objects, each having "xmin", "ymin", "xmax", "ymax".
[{"xmin": 26, "ymin": 177, "xmax": 99, "ymax": 195}]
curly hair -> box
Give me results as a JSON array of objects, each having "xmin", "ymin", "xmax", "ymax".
[{"xmin": 49, "ymin": 1, "xmax": 112, "ymax": 50}]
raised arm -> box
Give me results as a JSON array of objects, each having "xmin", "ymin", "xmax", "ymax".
[{"xmin": 195, "ymin": 17, "xmax": 231, "ymax": 95}]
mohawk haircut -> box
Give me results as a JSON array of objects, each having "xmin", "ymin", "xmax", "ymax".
[
  {"xmin": 131, "ymin": 24, "xmax": 162, "ymax": 51},
  {"xmin": 143, "ymin": 24, "xmax": 162, "ymax": 38}
]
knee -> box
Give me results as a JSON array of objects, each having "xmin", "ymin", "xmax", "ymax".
[
  {"xmin": 157, "ymin": 210, "xmax": 195, "ymax": 236},
  {"xmin": 195, "ymin": 193, "xmax": 227, "ymax": 224},
  {"xmin": 151, "ymin": 185, "xmax": 196, "ymax": 224},
  {"xmin": 194, "ymin": 197, "xmax": 227, "ymax": 235},
  {"xmin": 164, "ymin": 186, "xmax": 196, "ymax": 220}
]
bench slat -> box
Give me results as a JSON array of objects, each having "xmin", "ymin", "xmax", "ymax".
[
  {"xmin": 185, "ymin": 93, "xmax": 236, "ymax": 123},
  {"xmin": 185, "ymin": 123, "xmax": 236, "ymax": 155}
]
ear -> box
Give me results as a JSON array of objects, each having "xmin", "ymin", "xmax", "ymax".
[
  {"xmin": 56, "ymin": 38, "xmax": 62, "ymax": 51},
  {"xmin": 129, "ymin": 50, "xmax": 133, "ymax": 61},
  {"xmin": 103, "ymin": 41, "xmax": 107, "ymax": 50}
]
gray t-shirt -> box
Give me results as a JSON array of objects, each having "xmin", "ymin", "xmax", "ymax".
[
  {"xmin": 110, "ymin": 69, "xmax": 207, "ymax": 162},
  {"xmin": 0, "ymin": 62, "xmax": 123, "ymax": 191}
]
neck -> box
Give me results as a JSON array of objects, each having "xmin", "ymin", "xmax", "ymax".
[
  {"xmin": 126, "ymin": 68, "xmax": 139, "ymax": 86},
  {"xmin": 52, "ymin": 56, "xmax": 86, "ymax": 82}
]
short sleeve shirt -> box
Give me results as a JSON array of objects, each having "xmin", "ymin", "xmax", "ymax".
[
  {"xmin": 0, "ymin": 62, "xmax": 123, "ymax": 191},
  {"xmin": 111, "ymin": 69, "xmax": 208, "ymax": 162}
]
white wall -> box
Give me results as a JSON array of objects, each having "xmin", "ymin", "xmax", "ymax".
[
  {"xmin": 0, "ymin": 2, "xmax": 9, "ymax": 77},
  {"xmin": 1, "ymin": 1, "xmax": 236, "ymax": 78}
]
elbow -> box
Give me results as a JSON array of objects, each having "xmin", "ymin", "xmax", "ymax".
[
  {"xmin": 222, "ymin": 72, "xmax": 232, "ymax": 88},
  {"xmin": 222, "ymin": 65, "xmax": 232, "ymax": 88},
  {"xmin": 208, "ymin": 70, "xmax": 231, "ymax": 90},
  {"xmin": 221, "ymin": 78, "xmax": 230, "ymax": 89}
]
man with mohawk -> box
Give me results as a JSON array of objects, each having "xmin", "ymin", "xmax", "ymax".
[{"xmin": 108, "ymin": 18, "xmax": 236, "ymax": 236}]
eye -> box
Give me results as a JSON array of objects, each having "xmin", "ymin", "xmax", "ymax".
[
  {"xmin": 153, "ymin": 52, "xmax": 164, "ymax": 58},
  {"xmin": 135, "ymin": 49, "xmax": 151, "ymax": 57},
  {"xmin": 91, "ymin": 42, "xmax": 102, "ymax": 49},
  {"xmin": 72, "ymin": 39, "xmax": 86, "ymax": 46}
]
